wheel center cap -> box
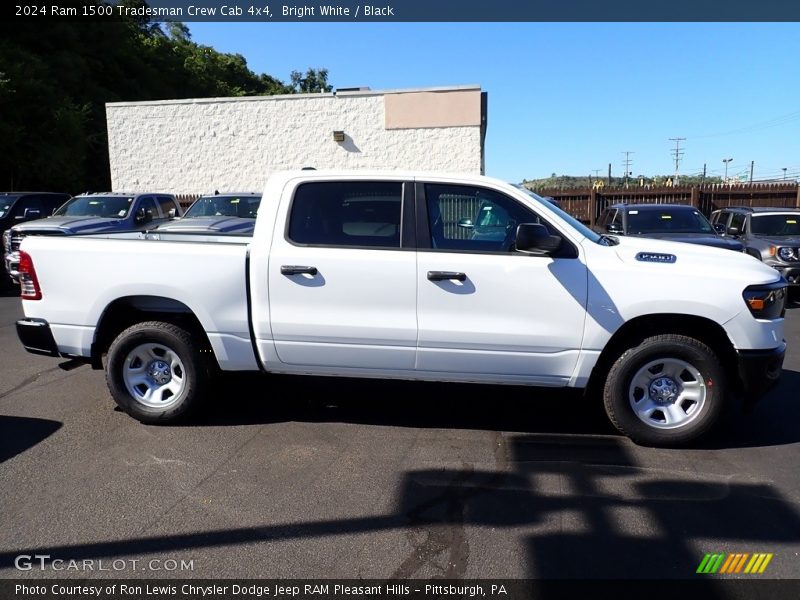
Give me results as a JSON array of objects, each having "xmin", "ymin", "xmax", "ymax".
[
  {"xmin": 147, "ymin": 360, "xmax": 172, "ymax": 385},
  {"xmin": 649, "ymin": 376, "xmax": 679, "ymax": 404}
]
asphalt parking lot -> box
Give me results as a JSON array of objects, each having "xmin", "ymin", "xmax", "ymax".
[{"xmin": 1, "ymin": 290, "xmax": 800, "ymax": 581}]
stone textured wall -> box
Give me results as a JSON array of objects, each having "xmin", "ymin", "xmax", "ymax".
[{"xmin": 106, "ymin": 92, "xmax": 483, "ymax": 195}]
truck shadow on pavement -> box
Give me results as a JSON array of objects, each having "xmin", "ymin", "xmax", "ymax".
[
  {"xmin": 0, "ymin": 415, "xmax": 61, "ymax": 462},
  {"xmin": 201, "ymin": 372, "xmax": 617, "ymax": 437},
  {"xmin": 398, "ymin": 433, "xmax": 800, "ymax": 583},
  {"xmin": 1, "ymin": 432, "xmax": 798, "ymax": 586},
  {"xmin": 196, "ymin": 368, "xmax": 800, "ymax": 449}
]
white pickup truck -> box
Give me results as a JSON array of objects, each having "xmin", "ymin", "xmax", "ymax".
[{"xmin": 14, "ymin": 171, "xmax": 788, "ymax": 446}]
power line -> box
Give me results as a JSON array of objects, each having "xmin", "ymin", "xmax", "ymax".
[
  {"xmin": 669, "ymin": 138, "xmax": 685, "ymax": 183},
  {"xmin": 691, "ymin": 109, "xmax": 800, "ymax": 140},
  {"xmin": 621, "ymin": 151, "xmax": 634, "ymax": 187}
]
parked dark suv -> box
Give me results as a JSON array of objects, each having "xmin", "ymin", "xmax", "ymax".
[
  {"xmin": 710, "ymin": 206, "xmax": 800, "ymax": 286},
  {"xmin": 593, "ymin": 203, "xmax": 744, "ymax": 251},
  {"xmin": 1, "ymin": 192, "xmax": 71, "ymax": 285}
]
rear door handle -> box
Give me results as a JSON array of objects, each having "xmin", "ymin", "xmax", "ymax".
[
  {"xmin": 427, "ymin": 271, "xmax": 466, "ymax": 282},
  {"xmin": 281, "ymin": 265, "xmax": 318, "ymax": 276}
]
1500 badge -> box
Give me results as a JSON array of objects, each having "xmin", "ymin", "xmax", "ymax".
[{"xmin": 636, "ymin": 252, "xmax": 677, "ymax": 263}]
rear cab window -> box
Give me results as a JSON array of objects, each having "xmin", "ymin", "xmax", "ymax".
[{"xmin": 156, "ymin": 196, "xmax": 179, "ymax": 219}]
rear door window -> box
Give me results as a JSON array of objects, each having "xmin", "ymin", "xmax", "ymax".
[{"xmin": 288, "ymin": 181, "xmax": 403, "ymax": 249}]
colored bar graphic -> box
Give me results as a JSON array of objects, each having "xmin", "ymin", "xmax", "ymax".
[
  {"xmin": 699, "ymin": 552, "xmax": 773, "ymax": 574},
  {"xmin": 697, "ymin": 553, "xmax": 726, "ymax": 573}
]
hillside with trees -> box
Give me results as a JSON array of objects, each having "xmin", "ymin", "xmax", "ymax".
[
  {"xmin": 0, "ymin": 0, "xmax": 331, "ymax": 192},
  {"xmin": 523, "ymin": 173, "xmax": 724, "ymax": 190}
]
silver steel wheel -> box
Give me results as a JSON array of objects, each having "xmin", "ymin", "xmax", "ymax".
[
  {"xmin": 628, "ymin": 358, "xmax": 707, "ymax": 430},
  {"xmin": 122, "ymin": 343, "xmax": 186, "ymax": 409}
]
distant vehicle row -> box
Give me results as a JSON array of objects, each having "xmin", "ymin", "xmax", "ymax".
[
  {"xmin": 4, "ymin": 191, "xmax": 797, "ymax": 290},
  {"xmin": 3, "ymin": 192, "xmax": 262, "ymax": 283},
  {"xmin": 592, "ymin": 202, "xmax": 800, "ymax": 287}
]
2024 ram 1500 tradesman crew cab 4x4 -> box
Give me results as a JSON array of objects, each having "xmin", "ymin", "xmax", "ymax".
[{"xmin": 14, "ymin": 172, "xmax": 787, "ymax": 446}]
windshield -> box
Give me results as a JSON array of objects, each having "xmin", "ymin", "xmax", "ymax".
[
  {"xmin": 0, "ymin": 195, "xmax": 20, "ymax": 219},
  {"xmin": 184, "ymin": 195, "xmax": 261, "ymax": 218},
  {"xmin": 626, "ymin": 208, "xmax": 714, "ymax": 235},
  {"xmin": 750, "ymin": 214, "xmax": 800, "ymax": 236},
  {"xmin": 514, "ymin": 185, "xmax": 602, "ymax": 243},
  {"xmin": 54, "ymin": 196, "xmax": 133, "ymax": 218}
]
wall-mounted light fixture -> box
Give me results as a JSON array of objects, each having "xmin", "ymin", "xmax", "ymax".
[{"xmin": 333, "ymin": 130, "xmax": 345, "ymax": 142}]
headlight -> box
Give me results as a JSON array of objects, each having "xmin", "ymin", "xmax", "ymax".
[
  {"xmin": 743, "ymin": 281, "xmax": 788, "ymax": 319},
  {"xmin": 777, "ymin": 246, "xmax": 798, "ymax": 262}
]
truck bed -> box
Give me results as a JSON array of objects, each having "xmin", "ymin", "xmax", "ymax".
[{"xmin": 20, "ymin": 232, "xmax": 258, "ymax": 370}]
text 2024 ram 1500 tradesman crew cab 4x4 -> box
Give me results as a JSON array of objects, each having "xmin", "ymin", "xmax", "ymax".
[{"xmin": 14, "ymin": 172, "xmax": 787, "ymax": 446}]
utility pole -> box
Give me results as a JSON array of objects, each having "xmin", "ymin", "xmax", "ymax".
[
  {"xmin": 783, "ymin": 167, "xmax": 788, "ymax": 180},
  {"xmin": 749, "ymin": 161, "xmax": 754, "ymax": 184},
  {"xmin": 622, "ymin": 151, "xmax": 634, "ymax": 187},
  {"xmin": 702, "ymin": 163, "xmax": 707, "ymax": 184},
  {"xmin": 669, "ymin": 138, "xmax": 685, "ymax": 185},
  {"xmin": 608, "ymin": 163, "xmax": 612, "ymax": 186}
]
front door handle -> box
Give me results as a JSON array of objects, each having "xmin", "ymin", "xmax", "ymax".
[
  {"xmin": 281, "ymin": 265, "xmax": 318, "ymax": 276},
  {"xmin": 427, "ymin": 271, "xmax": 466, "ymax": 282}
]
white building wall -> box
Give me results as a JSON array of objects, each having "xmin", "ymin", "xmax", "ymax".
[{"xmin": 106, "ymin": 87, "xmax": 484, "ymax": 195}]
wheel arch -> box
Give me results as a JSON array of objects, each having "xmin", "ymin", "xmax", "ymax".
[
  {"xmin": 91, "ymin": 296, "xmax": 217, "ymax": 369},
  {"xmin": 586, "ymin": 313, "xmax": 738, "ymax": 397}
]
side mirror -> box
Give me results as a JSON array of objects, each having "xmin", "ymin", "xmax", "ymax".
[
  {"xmin": 713, "ymin": 223, "xmax": 725, "ymax": 234},
  {"xmin": 457, "ymin": 218, "xmax": 474, "ymax": 229},
  {"xmin": 515, "ymin": 223, "xmax": 562, "ymax": 255},
  {"xmin": 606, "ymin": 222, "xmax": 623, "ymax": 234},
  {"xmin": 135, "ymin": 207, "xmax": 153, "ymax": 224},
  {"xmin": 168, "ymin": 208, "xmax": 177, "ymax": 218},
  {"xmin": 23, "ymin": 208, "xmax": 41, "ymax": 219},
  {"xmin": 726, "ymin": 226, "xmax": 740, "ymax": 236}
]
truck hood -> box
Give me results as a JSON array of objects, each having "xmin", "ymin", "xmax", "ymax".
[
  {"xmin": 609, "ymin": 235, "xmax": 780, "ymax": 285},
  {"xmin": 630, "ymin": 232, "xmax": 743, "ymax": 251},
  {"xmin": 12, "ymin": 216, "xmax": 125, "ymax": 235},
  {"xmin": 153, "ymin": 216, "xmax": 255, "ymax": 234},
  {"xmin": 751, "ymin": 235, "xmax": 800, "ymax": 246}
]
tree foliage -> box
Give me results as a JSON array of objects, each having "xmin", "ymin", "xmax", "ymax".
[
  {"xmin": 523, "ymin": 173, "xmax": 724, "ymax": 190},
  {"xmin": 290, "ymin": 68, "xmax": 333, "ymax": 93},
  {"xmin": 0, "ymin": 2, "xmax": 325, "ymax": 192}
]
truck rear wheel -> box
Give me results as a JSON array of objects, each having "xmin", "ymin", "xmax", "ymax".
[
  {"xmin": 106, "ymin": 321, "xmax": 209, "ymax": 424},
  {"xmin": 603, "ymin": 334, "xmax": 724, "ymax": 446}
]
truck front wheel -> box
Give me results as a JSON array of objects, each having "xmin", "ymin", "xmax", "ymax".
[
  {"xmin": 603, "ymin": 334, "xmax": 725, "ymax": 446},
  {"xmin": 106, "ymin": 321, "xmax": 209, "ymax": 424}
]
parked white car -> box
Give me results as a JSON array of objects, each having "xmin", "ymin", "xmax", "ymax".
[{"xmin": 14, "ymin": 171, "xmax": 787, "ymax": 446}]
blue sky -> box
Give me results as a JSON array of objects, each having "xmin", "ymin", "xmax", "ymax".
[{"xmin": 187, "ymin": 22, "xmax": 800, "ymax": 183}]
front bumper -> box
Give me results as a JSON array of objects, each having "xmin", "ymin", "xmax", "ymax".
[
  {"xmin": 736, "ymin": 342, "xmax": 786, "ymax": 404},
  {"xmin": 772, "ymin": 265, "xmax": 800, "ymax": 286},
  {"xmin": 16, "ymin": 318, "xmax": 59, "ymax": 357}
]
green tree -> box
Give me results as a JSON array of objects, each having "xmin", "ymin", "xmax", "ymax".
[
  {"xmin": 0, "ymin": 4, "xmax": 326, "ymax": 192},
  {"xmin": 290, "ymin": 68, "xmax": 333, "ymax": 93}
]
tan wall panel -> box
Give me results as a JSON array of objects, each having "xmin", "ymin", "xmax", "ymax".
[{"xmin": 385, "ymin": 90, "xmax": 482, "ymax": 130}]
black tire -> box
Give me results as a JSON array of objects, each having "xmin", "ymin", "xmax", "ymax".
[
  {"xmin": 603, "ymin": 334, "xmax": 725, "ymax": 447},
  {"xmin": 105, "ymin": 321, "xmax": 209, "ymax": 424}
]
